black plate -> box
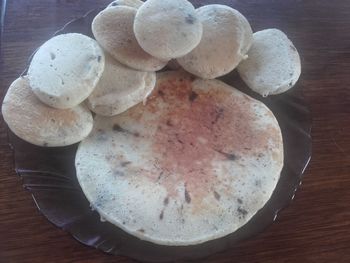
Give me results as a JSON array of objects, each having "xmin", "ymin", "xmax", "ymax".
[{"xmin": 9, "ymin": 9, "xmax": 312, "ymax": 262}]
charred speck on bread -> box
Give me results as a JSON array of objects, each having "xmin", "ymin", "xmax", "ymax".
[
  {"xmin": 158, "ymin": 90, "xmax": 165, "ymax": 95},
  {"xmin": 157, "ymin": 171, "xmax": 164, "ymax": 181},
  {"xmin": 113, "ymin": 124, "xmax": 126, "ymax": 132},
  {"xmin": 213, "ymin": 191, "xmax": 221, "ymax": 200},
  {"xmin": 185, "ymin": 13, "xmax": 196, "ymax": 24},
  {"xmin": 166, "ymin": 119, "xmax": 173, "ymax": 126},
  {"xmin": 212, "ymin": 108, "xmax": 224, "ymax": 124},
  {"xmin": 237, "ymin": 207, "xmax": 248, "ymax": 218},
  {"xmin": 184, "ymin": 187, "xmax": 191, "ymax": 203},
  {"xmin": 113, "ymin": 124, "xmax": 140, "ymax": 137},
  {"xmin": 216, "ymin": 150, "xmax": 237, "ymax": 161},
  {"xmin": 175, "ymin": 133, "xmax": 183, "ymax": 144},
  {"xmin": 114, "ymin": 170, "xmax": 125, "ymax": 176},
  {"xmin": 121, "ymin": 161, "xmax": 131, "ymax": 167},
  {"xmin": 164, "ymin": 196, "xmax": 169, "ymax": 206},
  {"xmin": 189, "ymin": 91, "xmax": 198, "ymax": 102},
  {"xmin": 255, "ymin": 180, "xmax": 262, "ymax": 187}
]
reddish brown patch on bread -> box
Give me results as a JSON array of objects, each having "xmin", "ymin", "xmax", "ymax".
[{"xmin": 145, "ymin": 72, "xmax": 279, "ymax": 206}]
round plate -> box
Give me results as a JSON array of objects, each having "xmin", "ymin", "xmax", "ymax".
[{"xmin": 9, "ymin": 9, "xmax": 312, "ymax": 262}]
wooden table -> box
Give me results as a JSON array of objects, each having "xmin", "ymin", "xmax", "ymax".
[{"xmin": 0, "ymin": 0, "xmax": 349, "ymax": 262}]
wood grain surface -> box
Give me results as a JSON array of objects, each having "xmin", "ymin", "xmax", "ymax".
[{"xmin": 0, "ymin": 0, "xmax": 349, "ymax": 262}]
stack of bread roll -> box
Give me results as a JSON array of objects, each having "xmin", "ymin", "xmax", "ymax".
[{"xmin": 2, "ymin": 0, "xmax": 301, "ymax": 147}]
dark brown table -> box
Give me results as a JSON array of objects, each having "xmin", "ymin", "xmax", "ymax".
[{"xmin": 1, "ymin": 1, "xmax": 349, "ymax": 262}]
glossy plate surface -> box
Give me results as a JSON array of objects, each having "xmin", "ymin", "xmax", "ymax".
[{"xmin": 9, "ymin": 9, "xmax": 312, "ymax": 262}]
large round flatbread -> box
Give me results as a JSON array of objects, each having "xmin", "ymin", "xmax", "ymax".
[{"xmin": 76, "ymin": 71, "xmax": 283, "ymax": 246}]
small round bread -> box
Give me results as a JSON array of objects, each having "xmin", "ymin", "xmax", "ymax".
[
  {"xmin": 28, "ymin": 33, "xmax": 105, "ymax": 109},
  {"xmin": 87, "ymin": 54, "xmax": 156, "ymax": 116},
  {"xmin": 92, "ymin": 6, "xmax": 167, "ymax": 72},
  {"xmin": 2, "ymin": 77, "xmax": 93, "ymax": 147},
  {"xmin": 134, "ymin": 0, "xmax": 203, "ymax": 60},
  {"xmin": 177, "ymin": 5, "xmax": 253, "ymax": 79},
  {"xmin": 237, "ymin": 29, "xmax": 301, "ymax": 97},
  {"xmin": 107, "ymin": 0, "xmax": 143, "ymax": 9}
]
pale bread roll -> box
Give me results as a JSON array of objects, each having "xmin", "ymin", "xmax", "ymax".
[
  {"xmin": 2, "ymin": 77, "xmax": 93, "ymax": 147},
  {"xmin": 134, "ymin": 0, "xmax": 203, "ymax": 60},
  {"xmin": 92, "ymin": 6, "xmax": 167, "ymax": 72},
  {"xmin": 87, "ymin": 54, "xmax": 156, "ymax": 116},
  {"xmin": 28, "ymin": 33, "xmax": 105, "ymax": 109},
  {"xmin": 107, "ymin": 0, "xmax": 143, "ymax": 8},
  {"xmin": 177, "ymin": 5, "xmax": 253, "ymax": 79},
  {"xmin": 237, "ymin": 29, "xmax": 301, "ymax": 96},
  {"xmin": 76, "ymin": 71, "xmax": 283, "ymax": 245}
]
